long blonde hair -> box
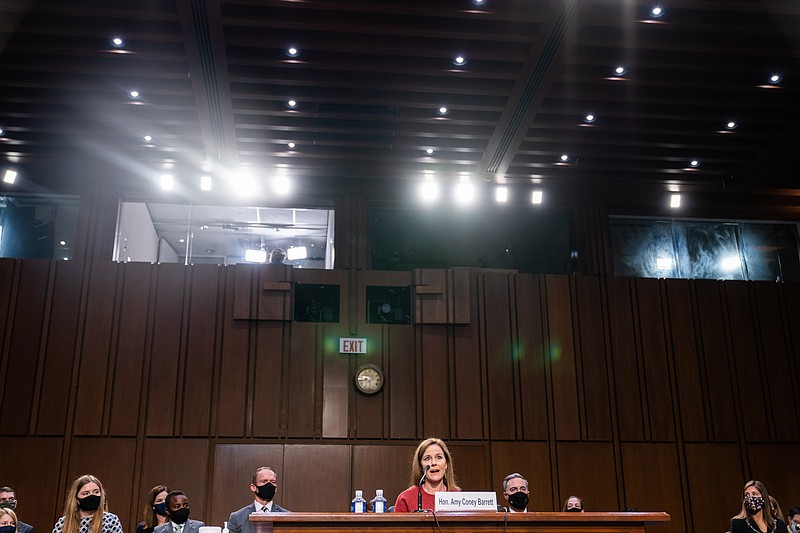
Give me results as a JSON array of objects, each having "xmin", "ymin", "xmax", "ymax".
[
  {"xmin": 408, "ymin": 437, "xmax": 459, "ymax": 490},
  {"xmin": 61, "ymin": 475, "xmax": 107, "ymax": 533}
]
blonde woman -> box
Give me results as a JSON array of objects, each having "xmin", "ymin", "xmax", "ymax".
[
  {"xmin": 0, "ymin": 508, "xmax": 18, "ymax": 533},
  {"xmin": 52, "ymin": 475, "xmax": 122, "ymax": 533}
]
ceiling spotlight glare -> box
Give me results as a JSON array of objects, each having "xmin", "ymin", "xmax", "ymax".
[
  {"xmin": 726, "ymin": 121, "xmax": 737, "ymax": 130},
  {"xmin": 271, "ymin": 174, "xmax": 292, "ymax": 196},
  {"xmin": 453, "ymin": 55, "xmax": 466, "ymax": 66},
  {"xmin": 584, "ymin": 114, "xmax": 596, "ymax": 123},
  {"xmin": 650, "ymin": 6, "xmax": 663, "ymax": 18},
  {"xmin": 286, "ymin": 46, "xmax": 299, "ymax": 57},
  {"xmin": 425, "ymin": 148, "xmax": 434, "ymax": 155},
  {"xmin": 244, "ymin": 249, "xmax": 268, "ymax": 263},
  {"xmin": 770, "ymin": 73, "xmax": 782, "ymax": 84},
  {"xmin": 531, "ymin": 190, "xmax": 543, "ymax": 205},
  {"xmin": 286, "ymin": 99, "xmax": 298, "ymax": 109},
  {"xmin": 3, "ymin": 169, "xmax": 18, "ymax": 184},
  {"xmin": 143, "ymin": 135, "xmax": 152, "ymax": 143},
  {"xmin": 454, "ymin": 181, "xmax": 476, "ymax": 205},
  {"xmin": 419, "ymin": 180, "xmax": 440, "ymax": 203},
  {"xmin": 495, "ymin": 186, "xmax": 508, "ymax": 203},
  {"xmin": 670, "ymin": 194, "xmax": 681, "ymax": 208},
  {"xmin": 437, "ymin": 106, "xmax": 449, "ymax": 116},
  {"xmin": 286, "ymin": 246, "xmax": 308, "ymax": 261},
  {"xmin": 614, "ymin": 66, "xmax": 627, "ymax": 76},
  {"xmin": 129, "ymin": 90, "xmax": 140, "ymax": 99},
  {"xmin": 656, "ymin": 257, "xmax": 673, "ymax": 270},
  {"xmin": 721, "ymin": 255, "xmax": 741, "ymax": 272},
  {"xmin": 0, "ymin": 127, "xmax": 5, "ymax": 136},
  {"xmin": 689, "ymin": 159, "xmax": 700, "ymax": 168},
  {"xmin": 287, "ymin": 142, "xmax": 296, "ymax": 149},
  {"xmin": 111, "ymin": 37, "xmax": 124, "ymax": 48},
  {"xmin": 200, "ymin": 175, "xmax": 212, "ymax": 191},
  {"xmin": 560, "ymin": 154, "xmax": 570, "ymax": 162},
  {"xmin": 160, "ymin": 174, "xmax": 174, "ymax": 190},
  {"xmin": 472, "ymin": 0, "xmax": 487, "ymax": 5}
]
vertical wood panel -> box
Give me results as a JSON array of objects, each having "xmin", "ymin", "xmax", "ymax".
[
  {"xmin": 515, "ymin": 274, "xmax": 548, "ymax": 440},
  {"xmin": 483, "ymin": 272, "xmax": 515, "ymax": 439},
  {"xmin": 694, "ymin": 281, "xmax": 738, "ymax": 442},
  {"xmin": 182, "ymin": 265, "xmax": 221, "ymax": 436},
  {"xmin": 783, "ymin": 283, "xmax": 800, "ymax": 433},
  {"xmin": 257, "ymin": 264, "xmax": 292, "ymax": 320},
  {"xmin": 144, "ymin": 264, "xmax": 186, "ymax": 436},
  {"xmin": 575, "ymin": 276, "xmax": 612, "ymax": 441},
  {"xmin": 556, "ymin": 442, "xmax": 619, "ymax": 512},
  {"xmin": 208, "ymin": 444, "xmax": 284, "ymax": 527},
  {"xmin": 354, "ymin": 324, "xmax": 383, "ymax": 439},
  {"xmin": 287, "ymin": 323, "xmax": 317, "ymax": 437},
  {"xmin": 747, "ymin": 444, "xmax": 800, "ymax": 514},
  {"xmin": 109, "ymin": 263, "xmax": 151, "ymax": 436},
  {"xmin": 607, "ymin": 277, "xmax": 645, "ymax": 441},
  {"xmin": 545, "ymin": 275, "xmax": 580, "ymax": 440},
  {"xmin": 389, "ymin": 323, "xmax": 416, "ymax": 439},
  {"xmin": 752, "ymin": 283, "xmax": 799, "ymax": 442},
  {"xmin": 0, "ymin": 260, "xmax": 50, "ymax": 434},
  {"xmin": 685, "ymin": 444, "xmax": 743, "ymax": 533},
  {"xmin": 283, "ymin": 445, "xmax": 350, "ymax": 512},
  {"xmin": 419, "ymin": 325, "xmax": 450, "ymax": 439},
  {"xmin": 251, "ymin": 322, "xmax": 287, "ymax": 437},
  {"xmin": 353, "ymin": 445, "xmax": 415, "ymax": 510},
  {"xmin": 453, "ymin": 275, "xmax": 483, "ymax": 439},
  {"xmin": 447, "ymin": 444, "xmax": 486, "ymax": 492},
  {"xmin": 491, "ymin": 442, "xmax": 552, "ymax": 511},
  {"xmin": 621, "ymin": 443, "xmax": 685, "ymax": 533},
  {"xmin": 216, "ymin": 267, "xmax": 250, "ymax": 437},
  {"xmin": 664, "ymin": 280, "xmax": 708, "ymax": 442},
  {"xmin": 0, "ymin": 259, "xmax": 17, "ymax": 350},
  {"xmin": 725, "ymin": 282, "xmax": 770, "ymax": 441},
  {"xmin": 74, "ymin": 262, "xmax": 118, "ymax": 436},
  {"xmin": 37, "ymin": 260, "xmax": 83, "ymax": 435}
]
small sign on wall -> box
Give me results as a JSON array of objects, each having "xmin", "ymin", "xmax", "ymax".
[{"xmin": 339, "ymin": 338, "xmax": 367, "ymax": 354}]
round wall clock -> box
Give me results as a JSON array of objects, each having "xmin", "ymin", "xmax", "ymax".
[{"xmin": 354, "ymin": 364, "xmax": 384, "ymax": 395}]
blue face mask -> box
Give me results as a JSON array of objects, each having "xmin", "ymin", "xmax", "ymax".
[
  {"xmin": 0, "ymin": 525, "xmax": 16, "ymax": 533},
  {"xmin": 153, "ymin": 502, "xmax": 168, "ymax": 516}
]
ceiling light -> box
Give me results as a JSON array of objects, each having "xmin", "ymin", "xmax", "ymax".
[
  {"xmin": 179, "ymin": 238, "xmax": 185, "ymax": 243},
  {"xmin": 288, "ymin": 142, "xmax": 296, "ymax": 149},
  {"xmin": 271, "ymin": 174, "xmax": 291, "ymax": 196},
  {"xmin": 453, "ymin": 55, "xmax": 467, "ymax": 66},
  {"xmin": 721, "ymin": 255, "xmax": 741, "ymax": 271},
  {"xmin": 286, "ymin": 99, "xmax": 298, "ymax": 109},
  {"xmin": 419, "ymin": 180, "xmax": 440, "ymax": 203},
  {"xmin": 286, "ymin": 47, "xmax": 299, "ymax": 57},
  {"xmin": 3, "ymin": 170, "xmax": 17, "ymax": 184},
  {"xmin": 689, "ymin": 159, "xmax": 700, "ymax": 168},
  {"xmin": 437, "ymin": 106, "xmax": 449, "ymax": 115},
  {"xmin": 200, "ymin": 175, "xmax": 212, "ymax": 191},
  {"xmin": 614, "ymin": 66, "xmax": 627, "ymax": 76},
  {"xmin": 160, "ymin": 174, "xmax": 174, "ymax": 190},
  {"xmin": 495, "ymin": 186, "xmax": 508, "ymax": 203},
  {"xmin": 454, "ymin": 181, "xmax": 475, "ymax": 205},
  {"xmin": 60, "ymin": 240, "xmax": 66, "ymax": 246},
  {"xmin": 472, "ymin": 0, "xmax": 487, "ymax": 5},
  {"xmin": 670, "ymin": 194, "xmax": 681, "ymax": 208},
  {"xmin": 143, "ymin": 135, "xmax": 152, "ymax": 143},
  {"xmin": 726, "ymin": 121, "xmax": 737, "ymax": 130},
  {"xmin": 649, "ymin": 6, "xmax": 664, "ymax": 18},
  {"xmin": 531, "ymin": 190, "xmax": 543, "ymax": 204},
  {"xmin": 559, "ymin": 154, "xmax": 570, "ymax": 162},
  {"xmin": 656, "ymin": 257, "xmax": 673, "ymax": 270},
  {"xmin": 769, "ymin": 73, "xmax": 782, "ymax": 84},
  {"xmin": 245, "ymin": 249, "xmax": 268, "ymax": 263},
  {"xmin": 425, "ymin": 148, "xmax": 434, "ymax": 155},
  {"xmin": 286, "ymin": 246, "xmax": 308, "ymax": 261},
  {"xmin": 584, "ymin": 114, "xmax": 596, "ymax": 123},
  {"xmin": 111, "ymin": 37, "xmax": 124, "ymax": 48},
  {"xmin": 0, "ymin": 127, "xmax": 4, "ymax": 136},
  {"xmin": 129, "ymin": 90, "xmax": 140, "ymax": 99}
]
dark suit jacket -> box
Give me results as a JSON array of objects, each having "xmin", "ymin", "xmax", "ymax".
[
  {"xmin": 228, "ymin": 502, "xmax": 289, "ymax": 533},
  {"xmin": 18, "ymin": 522, "xmax": 33, "ymax": 533},
  {"xmin": 153, "ymin": 519, "xmax": 205, "ymax": 533}
]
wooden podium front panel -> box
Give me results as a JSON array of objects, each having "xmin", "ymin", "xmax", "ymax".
[{"xmin": 250, "ymin": 512, "xmax": 670, "ymax": 533}]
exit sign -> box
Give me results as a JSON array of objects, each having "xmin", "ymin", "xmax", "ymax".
[{"xmin": 339, "ymin": 338, "xmax": 367, "ymax": 354}]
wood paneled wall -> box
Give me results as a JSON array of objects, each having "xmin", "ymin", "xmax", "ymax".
[{"xmin": 1, "ymin": 259, "xmax": 799, "ymax": 533}]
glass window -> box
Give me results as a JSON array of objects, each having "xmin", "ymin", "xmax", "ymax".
[
  {"xmin": 294, "ymin": 283, "xmax": 340, "ymax": 322},
  {"xmin": 366, "ymin": 286, "xmax": 411, "ymax": 324},
  {"xmin": 0, "ymin": 194, "xmax": 79, "ymax": 260}
]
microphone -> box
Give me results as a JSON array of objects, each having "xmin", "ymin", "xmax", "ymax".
[{"xmin": 416, "ymin": 465, "xmax": 431, "ymax": 512}]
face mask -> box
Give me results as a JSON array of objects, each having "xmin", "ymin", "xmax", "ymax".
[
  {"xmin": 0, "ymin": 502, "xmax": 15, "ymax": 511},
  {"xmin": 0, "ymin": 526, "xmax": 16, "ymax": 533},
  {"xmin": 169, "ymin": 508, "xmax": 190, "ymax": 525},
  {"xmin": 153, "ymin": 502, "xmax": 168, "ymax": 516},
  {"xmin": 744, "ymin": 495, "xmax": 764, "ymax": 515},
  {"xmin": 77, "ymin": 494, "xmax": 101, "ymax": 512},
  {"xmin": 255, "ymin": 483, "xmax": 276, "ymax": 501},
  {"xmin": 508, "ymin": 492, "xmax": 529, "ymax": 510},
  {"xmin": 566, "ymin": 507, "xmax": 583, "ymax": 512}
]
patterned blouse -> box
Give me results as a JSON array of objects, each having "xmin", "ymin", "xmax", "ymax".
[{"xmin": 52, "ymin": 513, "xmax": 124, "ymax": 533}]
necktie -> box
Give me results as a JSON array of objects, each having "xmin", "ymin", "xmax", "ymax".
[
  {"xmin": 261, "ymin": 506, "xmax": 268, "ymax": 513},
  {"xmin": 175, "ymin": 525, "xmax": 182, "ymax": 533}
]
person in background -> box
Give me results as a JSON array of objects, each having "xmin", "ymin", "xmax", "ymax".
[
  {"xmin": 394, "ymin": 437, "xmax": 460, "ymax": 512},
  {"xmin": 786, "ymin": 507, "xmax": 800, "ymax": 533},
  {"xmin": 501, "ymin": 473, "xmax": 529, "ymax": 513},
  {"xmin": 228, "ymin": 467, "xmax": 289, "ymax": 533},
  {"xmin": 153, "ymin": 491, "xmax": 204, "ymax": 533},
  {"xmin": 0, "ymin": 508, "xmax": 18, "ymax": 533},
  {"xmin": 563, "ymin": 496, "xmax": 584, "ymax": 512},
  {"xmin": 51, "ymin": 475, "xmax": 123, "ymax": 533},
  {"xmin": 0, "ymin": 488, "xmax": 32, "ymax": 533},
  {"xmin": 136, "ymin": 485, "xmax": 171, "ymax": 533},
  {"xmin": 731, "ymin": 480, "xmax": 788, "ymax": 533}
]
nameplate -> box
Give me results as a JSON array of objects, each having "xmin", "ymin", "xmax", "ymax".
[{"xmin": 435, "ymin": 491, "xmax": 497, "ymax": 511}]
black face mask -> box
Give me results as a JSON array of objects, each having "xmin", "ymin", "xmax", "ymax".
[
  {"xmin": 566, "ymin": 507, "xmax": 583, "ymax": 512},
  {"xmin": 255, "ymin": 483, "xmax": 276, "ymax": 501},
  {"xmin": 0, "ymin": 525, "xmax": 16, "ymax": 533},
  {"xmin": 169, "ymin": 507, "xmax": 190, "ymax": 525},
  {"xmin": 508, "ymin": 492, "xmax": 529, "ymax": 510},
  {"xmin": 153, "ymin": 502, "xmax": 168, "ymax": 516},
  {"xmin": 77, "ymin": 494, "xmax": 101, "ymax": 512}
]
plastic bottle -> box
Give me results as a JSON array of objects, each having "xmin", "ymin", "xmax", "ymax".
[
  {"xmin": 351, "ymin": 490, "xmax": 366, "ymax": 513},
  {"xmin": 222, "ymin": 522, "xmax": 229, "ymax": 533},
  {"xmin": 372, "ymin": 489, "xmax": 387, "ymax": 513}
]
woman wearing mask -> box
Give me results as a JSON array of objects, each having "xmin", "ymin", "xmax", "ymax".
[
  {"xmin": 731, "ymin": 480, "xmax": 788, "ymax": 533},
  {"xmin": 562, "ymin": 496, "xmax": 584, "ymax": 512},
  {"xmin": 394, "ymin": 437, "xmax": 460, "ymax": 512},
  {"xmin": 52, "ymin": 475, "xmax": 123, "ymax": 533},
  {"xmin": 0, "ymin": 508, "xmax": 18, "ymax": 533},
  {"xmin": 136, "ymin": 485, "xmax": 171, "ymax": 533}
]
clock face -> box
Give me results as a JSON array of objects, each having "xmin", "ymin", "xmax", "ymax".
[{"xmin": 355, "ymin": 364, "xmax": 384, "ymax": 394}]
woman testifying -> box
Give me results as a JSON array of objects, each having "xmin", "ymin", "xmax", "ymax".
[{"xmin": 394, "ymin": 437, "xmax": 460, "ymax": 512}]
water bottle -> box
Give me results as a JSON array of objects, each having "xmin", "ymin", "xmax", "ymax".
[
  {"xmin": 372, "ymin": 489, "xmax": 387, "ymax": 513},
  {"xmin": 351, "ymin": 490, "xmax": 366, "ymax": 513},
  {"xmin": 222, "ymin": 522, "xmax": 229, "ymax": 533}
]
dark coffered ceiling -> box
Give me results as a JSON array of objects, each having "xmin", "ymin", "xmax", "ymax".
[{"xmin": 1, "ymin": 0, "xmax": 799, "ymax": 213}]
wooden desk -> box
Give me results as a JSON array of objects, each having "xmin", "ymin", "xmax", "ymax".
[{"xmin": 250, "ymin": 511, "xmax": 670, "ymax": 533}]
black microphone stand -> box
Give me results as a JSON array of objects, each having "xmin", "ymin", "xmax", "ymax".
[{"xmin": 415, "ymin": 465, "xmax": 430, "ymax": 512}]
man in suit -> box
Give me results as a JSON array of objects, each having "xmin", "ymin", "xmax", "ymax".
[
  {"xmin": 502, "ymin": 473, "xmax": 530, "ymax": 513},
  {"xmin": 228, "ymin": 467, "xmax": 289, "ymax": 533},
  {"xmin": 0, "ymin": 487, "xmax": 33, "ymax": 533},
  {"xmin": 153, "ymin": 491, "xmax": 204, "ymax": 533}
]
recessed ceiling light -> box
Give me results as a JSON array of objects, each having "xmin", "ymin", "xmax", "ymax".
[
  {"xmin": 288, "ymin": 142, "xmax": 296, "ymax": 149},
  {"xmin": 0, "ymin": 127, "xmax": 4, "ymax": 136},
  {"xmin": 650, "ymin": 6, "xmax": 664, "ymax": 18},
  {"xmin": 286, "ymin": 47, "xmax": 299, "ymax": 57},
  {"xmin": 495, "ymin": 186, "xmax": 508, "ymax": 203},
  {"xmin": 670, "ymin": 194, "xmax": 681, "ymax": 208},
  {"xmin": 60, "ymin": 240, "xmax": 67, "ymax": 246},
  {"xmin": 160, "ymin": 174, "xmax": 174, "ymax": 190},
  {"xmin": 425, "ymin": 148, "xmax": 434, "ymax": 155},
  {"xmin": 111, "ymin": 37, "xmax": 124, "ymax": 48},
  {"xmin": 584, "ymin": 114, "xmax": 596, "ymax": 123},
  {"xmin": 560, "ymin": 154, "xmax": 570, "ymax": 162},
  {"xmin": 769, "ymin": 73, "xmax": 782, "ymax": 84},
  {"xmin": 531, "ymin": 190, "xmax": 543, "ymax": 205},
  {"xmin": 129, "ymin": 90, "xmax": 140, "ymax": 99},
  {"xmin": 200, "ymin": 175, "xmax": 212, "ymax": 191},
  {"xmin": 689, "ymin": 159, "xmax": 700, "ymax": 168},
  {"xmin": 453, "ymin": 55, "xmax": 467, "ymax": 66},
  {"xmin": 143, "ymin": 135, "xmax": 152, "ymax": 143},
  {"xmin": 3, "ymin": 169, "xmax": 17, "ymax": 184},
  {"xmin": 726, "ymin": 121, "xmax": 737, "ymax": 130},
  {"xmin": 437, "ymin": 106, "xmax": 449, "ymax": 115},
  {"xmin": 179, "ymin": 238, "xmax": 185, "ymax": 243},
  {"xmin": 614, "ymin": 66, "xmax": 627, "ymax": 76},
  {"xmin": 472, "ymin": 0, "xmax": 487, "ymax": 5},
  {"xmin": 286, "ymin": 99, "xmax": 298, "ymax": 109}
]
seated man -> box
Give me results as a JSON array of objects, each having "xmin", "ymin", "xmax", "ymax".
[
  {"xmin": 154, "ymin": 491, "xmax": 204, "ymax": 533},
  {"xmin": 502, "ymin": 473, "xmax": 530, "ymax": 513},
  {"xmin": 0, "ymin": 487, "xmax": 32, "ymax": 533},
  {"xmin": 229, "ymin": 467, "xmax": 289, "ymax": 533}
]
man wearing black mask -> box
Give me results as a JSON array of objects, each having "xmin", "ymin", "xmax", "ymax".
[
  {"xmin": 502, "ymin": 473, "xmax": 530, "ymax": 513},
  {"xmin": 153, "ymin": 491, "xmax": 204, "ymax": 533},
  {"xmin": 228, "ymin": 467, "xmax": 289, "ymax": 533}
]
